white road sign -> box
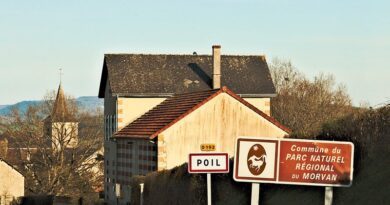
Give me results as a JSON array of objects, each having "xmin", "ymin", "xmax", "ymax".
[{"xmin": 188, "ymin": 153, "xmax": 229, "ymax": 173}]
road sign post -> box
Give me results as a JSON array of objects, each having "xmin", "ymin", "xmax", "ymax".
[
  {"xmin": 189, "ymin": 153, "xmax": 229, "ymax": 205},
  {"xmin": 324, "ymin": 187, "xmax": 333, "ymax": 205},
  {"xmin": 251, "ymin": 183, "xmax": 260, "ymax": 205},
  {"xmin": 207, "ymin": 173, "xmax": 212, "ymax": 205},
  {"xmin": 139, "ymin": 183, "xmax": 144, "ymax": 205}
]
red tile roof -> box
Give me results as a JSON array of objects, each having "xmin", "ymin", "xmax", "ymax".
[{"xmin": 114, "ymin": 87, "xmax": 290, "ymax": 139}]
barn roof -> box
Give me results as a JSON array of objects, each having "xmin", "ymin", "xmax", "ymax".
[
  {"xmin": 114, "ymin": 87, "xmax": 290, "ymax": 139},
  {"xmin": 98, "ymin": 54, "xmax": 276, "ymax": 98}
]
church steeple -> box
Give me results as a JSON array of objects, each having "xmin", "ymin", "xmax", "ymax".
[
  {"xmin": 44, "ymin": 72, "xmax": 79, "ymax": 150},
  {"xmin": 52, "ymin": 82, "xmax": 68, "ymax": 120}
]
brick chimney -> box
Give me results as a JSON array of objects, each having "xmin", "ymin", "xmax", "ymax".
[{"xmin": 212, "ymin": 45, "xmax": 221, "ymax": 89}]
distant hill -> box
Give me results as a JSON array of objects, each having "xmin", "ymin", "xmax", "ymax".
[
  {"xmin": 0, "ymin": 100, "xmax": 41, "ymax": 116},
  {"xmin": 76, "ymin": 96, "xmax": 104, "ymax": 113},
  {"xmin": 0, "ymin": 105, "xmax": 8, "ymax": 110},
  {"xmin": 0, "ymin": 96, "xmax": 103, "ymax": 116}
]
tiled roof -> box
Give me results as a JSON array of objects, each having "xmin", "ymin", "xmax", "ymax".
[
  {"xmin": 114, "ymin": 87, "xmax": 290, "ymax": 139},
  {"xmin": 98, "ymin": 54, "xmax": 276, "ymax": 98}
]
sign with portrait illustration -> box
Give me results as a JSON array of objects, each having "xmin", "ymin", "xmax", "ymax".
[{"xmin": 233, "ymin": 137, "xmax": 354, "ymax": 187}]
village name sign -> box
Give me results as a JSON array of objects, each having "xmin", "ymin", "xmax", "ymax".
[
  {"xmin": 188, "ymin": 153, "xmax": 229, "ymax": 173},
  {"xmin": 234, "ymin": 137, "xmax": 354, "ymax": 187},
  {"xmin": 188, "ymin": 152, "xmax": 229, "ymax": 205}
]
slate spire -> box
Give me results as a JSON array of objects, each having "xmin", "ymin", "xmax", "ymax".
[{"xmin": 52, "ymin": 82, "xmax": 68, "ymax": 120}]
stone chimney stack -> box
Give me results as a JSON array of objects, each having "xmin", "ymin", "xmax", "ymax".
[{"xmin": 212, "ymin": 45, "xmax": 221, "ymax": 89}]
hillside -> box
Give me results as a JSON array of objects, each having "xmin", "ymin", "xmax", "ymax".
[
  {"xmin": 0, "ymin": 96, "xmax": 103, "ymax": 116},
  {"xmin": 0, "ymin": 105, "xmax": 8, "ymax": 110}
]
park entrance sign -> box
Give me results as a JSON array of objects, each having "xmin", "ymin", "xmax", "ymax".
[{"xmin": 234, "ymin": 137, "xmax": 354, "ymax": 187}]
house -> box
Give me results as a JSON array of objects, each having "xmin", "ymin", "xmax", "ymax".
[
  {"xmin": 98, "ymin": 45, "xmax": 289, "ymax": 204},
  {"xmin": 0, "ymin": 158, "xmax": 24, "ymax": 205}
]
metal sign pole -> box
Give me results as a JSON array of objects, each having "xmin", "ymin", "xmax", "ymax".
[
  {"xmin": 140, "ymin": 183, "xmax": 144, "ymax": 205},
  {"xmin": 251, "ymin": 183, "xmax": 260, "ymax": 205},
  {"xmin": 207, "ymin": 173, "xmax": 212, "ymax": 205},
  {"xmin": 324, "ymin": 187, "xmax": 333, "ymax": 205}
]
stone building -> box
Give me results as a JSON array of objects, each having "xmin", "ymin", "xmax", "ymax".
[{"xmin": 98, "ymin": 45, "xmax": 290, "ymax": 204}]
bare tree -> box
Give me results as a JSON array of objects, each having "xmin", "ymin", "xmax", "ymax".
[
  {"xmin": 270, "ymin": 58, "xmax": 352, "ymax": 137},
  {"xmin": 4, "ymin": 92, "xmax": 103, "ymax": 198}
]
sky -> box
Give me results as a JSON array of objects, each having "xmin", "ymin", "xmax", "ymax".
[{"xmin": 0, "ymin": 0, "xmax": 389, "ymax": 106}]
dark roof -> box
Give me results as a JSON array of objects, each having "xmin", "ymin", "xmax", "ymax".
[
  {"xmin": 52, "ymin": 83, "xmax": 68, "ymax": 119},
  {"xmin": 44, "ymin": 83, "xmax": 75, "ymax": 122},
  {"xmin": 98, "ymin": 54, "xmax": 276, "ymax": 98},
  {"xmin": 114, "ymin": 87, "xmax": 290, "ymax": 139}
]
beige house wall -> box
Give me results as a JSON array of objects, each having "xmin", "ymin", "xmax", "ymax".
[
  {"xmin": 117, "ymin": 98, "xmax": 166, "ymax": 130},
  {"xmin": 243, "ymin": 98, "xmax": 271, "ymax": 116},
  {"xmin": 159, "ymin": 93, "xmax": 287, "ymax": 170},
  {"xmin": 0, "ymin": 160, "xmax": 24, "ymax": 204}
]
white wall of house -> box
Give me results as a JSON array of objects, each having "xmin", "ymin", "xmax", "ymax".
[
  {"xmin": 0, "ymin": 160, "xmax": 24, "ymax": 205},
  {"xmin": 158, "ymin": 93, "xmax": 287, "ymax": 170}
]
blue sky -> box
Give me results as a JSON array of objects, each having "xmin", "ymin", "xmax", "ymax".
[{"xmin": 0, "ymin": 0, "xmax": 389, "ymax": 106}]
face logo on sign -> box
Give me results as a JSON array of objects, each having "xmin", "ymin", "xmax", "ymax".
[{"xmin": 247, "ymin": 144, "xmax": 267, "ymax": 175}]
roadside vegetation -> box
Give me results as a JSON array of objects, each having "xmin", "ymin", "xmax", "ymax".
[{"xmin": 270, "ymin": 58, "xmax": 353, "ymax": 137}]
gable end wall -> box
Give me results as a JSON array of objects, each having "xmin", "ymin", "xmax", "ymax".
[{"xmin": 158, "ymin": 93, "xmax": 287, "ymax": 170}]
